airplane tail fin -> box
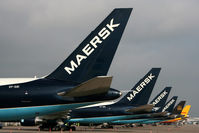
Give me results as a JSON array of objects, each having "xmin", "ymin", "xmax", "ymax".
[
  {"xmin": 181, "ymin": 105, "xmax": 191, "ymax": 117},
  {"xmin": 150, "ymin": 87, "xmax": 171, "ymax": 111},
  {"xmin": 114, "ymin": 68, "xmax": 161, "ymax": 106},
  {"xmin": 161, "ymin": 96, "xmax": 178, "ymax": 112},
  {"xmin": 172, "ymin": 101, "xmax": 186, "ymax": 114},
  {"xmin": 46, "ymin": 8, "xmax": 132, "ymax": 83}
]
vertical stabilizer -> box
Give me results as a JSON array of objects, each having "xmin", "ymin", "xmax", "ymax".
[
  {"xmin": 46, "ymin": 8, "xmax": 132, "ymax": 83},
  {"xmin": 161, "ymin": 96, "xmax": 178, "ymax": 112},
  {"xmin": 114, "ymin": 68, "xmax": 161, "ymax": 106},
  {"xmin": 172, "ymin": 101, "xmax": 186, "ymax": 114},
  {"xmin": 181, "ymin": 105, "xmax": 191, "ymax": 117},
  {"xmin": 150, "ymin": 87, "xmax": 171, "ymax": 111}
]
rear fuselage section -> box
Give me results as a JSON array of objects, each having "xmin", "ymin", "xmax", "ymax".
[{"xmin": 0, "ymin": 78, "xmax": 76, "ymax": 108}]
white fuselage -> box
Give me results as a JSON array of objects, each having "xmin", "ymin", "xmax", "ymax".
[{"xmin": 0, "ymin": 78, "xmax": 38, "ymax": 86}]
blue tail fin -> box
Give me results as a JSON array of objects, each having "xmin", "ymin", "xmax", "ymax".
[
  {"xmin": 161, "ymin": 96, "xmax": 178, "ymax": 112},
  {"xmin": 172, "ymin": 101, "xmax": 186, "ymax": 114},
  {"xmin": 150, "ymin": 87, "xmax": 172, "ymax": 109},
  {"xmin": 46, "ymin": 8, "xmax": 132, "ymax": 83},
  {"xmin": 114, "ymin": 68, "xmax": 161, "ymax": 106}
]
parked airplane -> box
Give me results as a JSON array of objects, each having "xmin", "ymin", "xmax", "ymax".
[
  {"xmin": 20, "ymin": 68, "xmax": 161, "ymax": 130},
  {"xmin": 138, "ymin": 100, "xmax": 185, "ymax": 124},
  {"xmin": 0, "ymin": 8, "xmax": 132, "ymax": 123},
  {"xmin": 62, "ymin": 68, "xmax": 161, "ymax": 129},
  {"xmin": 108, "ymin": 87, "xmax": 173, "ymax": 125},
  {"xmin": 110, "ymin": 96, "xmax": 178, "ymax": 125},
  {"xmin": 161, "ymin": 104, "xmax": 191, "ymax": 123}
]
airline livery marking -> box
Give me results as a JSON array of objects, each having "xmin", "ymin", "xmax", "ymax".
[
  {"xmin": 152, "ymin": 90, "xmax": 168, "ymax": 105},
  {"xmin": 127, "ymin": 73, "xmax": 155, "ymax": 101},
  {"xmin": 64, "ymin": 19, "xmax": 120, "ymax": 75},
  {"xmin": 162, "ymin": 99, "xmax": 175, "ymax": 112}
]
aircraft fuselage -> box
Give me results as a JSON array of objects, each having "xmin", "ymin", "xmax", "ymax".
[{"xmin": 0, "ymin": 78, "xmax": 120, "ymax": 121}]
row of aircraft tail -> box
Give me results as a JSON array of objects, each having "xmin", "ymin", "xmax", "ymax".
[{"xmin": 0, "ymin": 8, "xmax": 190, "ymax": 131}]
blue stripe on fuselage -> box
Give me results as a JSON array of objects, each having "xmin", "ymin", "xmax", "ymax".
[
  {"xmin": 140, "ymin": 119, "xmax": 165, "ymax": 124},
  {"xmin": 110, "ymin": 119, "xmax": 149, "ymax": 124},
  {"xmin": 65, "ymin": 114, "xmax": 150, "ymax": 124},
  {"xmin": 66, "ymin": 115, "xmax": 135, "ymax": 124},
  {"xmin": 0, "ymin": 102, "xmax": 99, "ymax": 121}
]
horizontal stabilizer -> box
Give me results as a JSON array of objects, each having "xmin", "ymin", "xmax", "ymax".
[
  {"xmin": 57, "ymin": 76, "xmax": 112, "ymax": 97},
  {"xmin": 167, "ymin": 114, "xmax": 181, "ymax": 119},
  {"xmin": 151, "ymin": 112, "xmax": 167, "ymax": 117},
  {"xmin": 126, "ymin": 104, "xmax": 154, "ymax": 114}
]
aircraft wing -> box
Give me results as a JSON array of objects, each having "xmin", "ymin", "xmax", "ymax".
[
  {"xmin": 57, "ymin": 76, "xmax": 113, "ymax": 97},
  {"xmin": 126, "ymin": 104, "xmax": 154, "ymax": 114}
]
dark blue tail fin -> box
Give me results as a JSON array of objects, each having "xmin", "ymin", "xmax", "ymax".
[
  {"xmin": 46, "ymin": 8, "xmax": 132, "ymax": 83},
  {"xmin": 150, "ymin": 87, "xmax": 172, "ymax": 109},
  {"xmin": 161, "ymin": 96, "xmax": 178, "ymax": 112},
  {"xmin": 172, "ymin": 101, "xmax": 186, "ymax": 114},
  {"xmin": 114, "ymin": 68, "xmax": 161, "ymax": 106}
]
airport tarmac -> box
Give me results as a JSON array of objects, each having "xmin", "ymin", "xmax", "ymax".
[{"xmin": 0, "ymin": 125, "xmax": 199, "ymax": 133}]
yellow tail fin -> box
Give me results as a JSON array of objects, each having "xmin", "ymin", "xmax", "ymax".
[{"xmin": 181, "ymin": 105, "xmax": 191, "ymax": 117}]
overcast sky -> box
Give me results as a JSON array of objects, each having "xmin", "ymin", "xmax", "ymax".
[{"xmin": 0, "ymin": 0, "xmax": 199, "ymax": 116}]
